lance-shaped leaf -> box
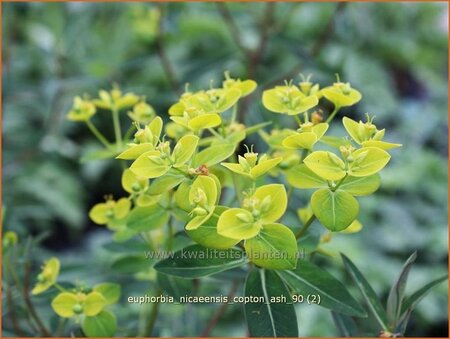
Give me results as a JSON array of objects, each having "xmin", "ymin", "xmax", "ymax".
[
  {"xmin": 331, "ymin": 311, "xmax": 359, "ymax": 337},
  {"xmin": 245, "ymin": 269, "xmax": 298, "ymax": 337},
  {"xmin": 154, "ymin": 245, "xmax": 247, "ymax": 278},
  {"xmin": 244, "ymin": 223, "xmax": 297, "ymax": 270},
  {"xmin": 278, "ymin": 260, "xmax": 367, "ymax": 317},
  {"xmin": 386, "ymin": 252, "xmax": 417, "ymax": 327},
  {"xmin": 311, "ymin": 189, "xmax": 359, "ymax": 232},
  {"xmin": 362, "ymin": 140, "xmax": 402, "ymax": 150},
  {"xmin": 341, "ymin": 253, "xmax": 389, "ymax": 331},
  {"xmin": 126, "ymin": 205, "xmax": 169, "ymax": 231}
]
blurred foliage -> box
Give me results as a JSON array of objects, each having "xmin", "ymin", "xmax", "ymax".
[{"xmin": 2, "ymin": 2, "xmax": 448, "ymax": 337}]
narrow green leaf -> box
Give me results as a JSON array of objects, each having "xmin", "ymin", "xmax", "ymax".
[
  {"xmin": 341, "ymin": 253, "xmax": 389, "ymax": 330},
  {"xmin": 111, "ymin": 254, "xmax": 149, "ymax": 274},
  {"xmin": 157, "ymin": 273, "xmax": 193, "ymax": 300},
  {"xmin": 331, "ymin": 311, "xmax": 358, "ymax": 337},
  {"xmin": 244, "ymin": 269, "xmax": 298, "ymax": 337},
  {"xmin": 154, "ymin": 245, "xmax": 247, "ymax": 278},
  {"xmin": 147, "ymin": 171, "xmax": 185, "ymax": 195},
  {"xmin": 400, "ymin": 275, "xmax": 447, "ymax": 315},
  {"xmin": 279, "ymin": 260, "xmax": 367, "ymax": 317},
  {"xmin": 82, "ymin": 310, "xmax": 117, "ymax": 337},
  {"xmin": 386, "ymin": 252, "xmax": 417, "ymax": 327}
]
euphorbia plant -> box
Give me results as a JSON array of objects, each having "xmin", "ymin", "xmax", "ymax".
[{"xmin": 41, "ymin": 72, "xmax": 446, "ymax": 337}]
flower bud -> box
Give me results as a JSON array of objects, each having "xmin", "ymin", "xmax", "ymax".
[
  {"xmin": 236, "ymin": 212, "xmax": 253, "ymax": 223},
  {"xmin": 259, "ymin": 196, "xmax": 272, "ymax": 213},
  {"xmin": 192, "ymin": 207, "xmax": 208, "ymax": 216}
]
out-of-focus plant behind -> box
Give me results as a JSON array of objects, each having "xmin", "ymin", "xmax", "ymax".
[{"xmin": 2, "ymin": 2, "xmax": 448, "ymax": 337}]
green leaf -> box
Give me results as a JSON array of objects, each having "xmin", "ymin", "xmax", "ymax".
[
  {"xmin": 282, "ymin": 132, "xmax": 317, "ymax": 150},
  {"xmin": 192, "ymin": 144, "xmax": 236, "ymax": 167},
  {"xmin": 80, "ymin": 148, "xmax": 119, "ymax": 163},
  {"xmin": 116, "ymin": 143, "xmax": 155, "ymax": 160},
  {"xmin": 93, "ymin": 283, "xmax": 121, "ymax": 305},
  {"xmin": 126, "ymin": 205, "xmax": 169, "ymax": 231},
  {"xmin": 286, "ymin": 164, "xmax": 327, "ymax": 189},
  {"xmin": 386, "ymin": 252, "xmax": 417, "ymax": 327},
  {"xmin": 250, "ymin": 157, "xmax": 282, "ymax": 178},
  {"xmin": 252, "ymin": 184, "xmax": 287, "ymax": 223},
  {"xmin": 51, "ymin": 292, "xmax": 78, "ymax": 318},
  {"xmin": 130, "ymin": 151, "xmax": 170, "ymax": 178},
  {"xmin": 320, "ymin": 136, "xmax": 352, "ymax": 148},
  {"xmin": 82, "ymin": 310, "xmax": 117, "ymax": 337},
  {"xmin": 400, "ymin": 275, "xmax": 447, "ymax": 315},
  {"xmin": 338, "ymin": 174, "xmax": 380, "ymax": 196},
  {"xmin": 279, "ymin": 260, "xmax": 367, "ymax": 317},
  {"xmin": 84, "ymin": 292, "xmax": 106, "ymax": 316},
  {"xmin": 361, "ymin": 140, "xmax": 402, "ymax": 150},
  {"xmin": 157, "ymin": 273, "xmax": 193, "ymax": 299},
  {"xmin": 172, "ymin": 134, "xmax": 199, "ymax": 165},
  {"xmin": 341, "ymin": 253, "xmax": 389, "ymax": 330},
  {"xmin": 244, "ymin": 269, "xmax": 298, "ymax": 337},
  {"xmin": 331, "ymin": 311, "xmax": 359, "ymax": 337},
  {"xmin": 111, "ymin": 254, "xmax": 150, "ymax": 274},
  {"xmin": 147, "ymin": 171, "xmax": 185, "ymax": 195},
  {"xmin": 342, "ymin": 116, "xmax": 364, "ymax": 144},
  {"xmin": 244, "ymin": 223, "xmax": 297, "ymax": 270},
  {"xmin": 154, "ymin": 245, "xmax": 247, "ymax": 278},
  {"xmin": 217, "ymin": 208, "xmax": 260, "ymax": 240},
  {"xmin": 304, "ymin": 151, "xmax": 346, "ymax": 181},
  {"xmin": 311, "ymin": 189, "xmax": 359, "ymax": 232},
  {"xmin": 189, "ymin": 175, "xmax": 218, "ymax": 208},
  {"xmin": 188, "ymin": 113, "xmax": 222, "ymax": 130},
  {"xmin": 186, "ymin": 206, "xmax": 240, "ymax": 249},
  {"xmin": 348, "ymin": 147, "xmax": 391, "ymax": 177}
]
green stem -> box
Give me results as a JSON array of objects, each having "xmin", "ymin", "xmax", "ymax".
[
  {"xmin": 112, "ymin": 106, "xmax": 123, "ymax": 149},
  {"xmin": 124, "ymin": 124, "xmax": 136, "ymax": 142},
  {"xmin": 231, "ymin": 103, "xmax": 238, "ymax": 124},
  {"xmin": 294, "ymin": 115, "xmax": 302, "ymax": 126},
  {"xmin": 325, "ymin": 105, "xmax": 341, "ymax": 123},
  {"xmin": 145, "ymin": 288, "xmax": 162, "ymax": 336},
  {"xmin": 85, "ymin": 120, "xmax": 111, "ymax": 148},
  {"xmin": 208, "ymin": 128, "xmax": 223, "ymax": 139},
  {"xmin": 331, "ymin": 173, "xmax": 348, "ymax": 191},
  {"xmin": 54, "ymin": 283, "xmax": 67, "ymax": 293},
  {"xmin": 295, "ymin": 215, "xmax": 316, "ymax": 239}
]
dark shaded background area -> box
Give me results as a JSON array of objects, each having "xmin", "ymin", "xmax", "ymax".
[{"xmin": 2, "ymin": 2, "xmax": 448, "ymax": 337}]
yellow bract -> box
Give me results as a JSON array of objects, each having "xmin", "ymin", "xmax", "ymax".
[
  {"xmin": 32, "ymin": 257, "xmax": 60, "ymax": 295},
  {"xmin": 67, "ymin": 96, "xmax": 96, "ymax": 122}
]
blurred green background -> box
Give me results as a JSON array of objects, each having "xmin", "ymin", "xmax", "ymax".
[{"xmin": 2, "ymin": 2, "xmax": 448, "ymax": 337}]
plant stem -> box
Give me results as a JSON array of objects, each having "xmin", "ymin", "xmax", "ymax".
[
  {"xmin": 112, "ymin": 107, "xmax": 122, "ymax": 149},
  {"xmin": 23, "ymin": 263, "xmax": 51, "ymax": 337},
  {"xmin": 295, "ymin": 215, "xmax": 316, "ymax": 239},
  {"xmin": 294, "ymin": 115, "xmax": 302, "ymax": 126},
  {"xmin": 145, "ymin": 288, "xmax": 162, "ymax": 336},
  {"xmin": 85, "ymin": 120, "xmax": 111, "ymax": 148},
  {"xmin": 231, "ymin": 103, "xmax": 238, "ymax": 124},
  {"xmin": 124, "ymin": 123, "xmax": 136, "ymax": 142},
  {"xmin": 54, "ymin": 283, "xmax": 67, "ymax": 293},
  {"xmin": 325, "ymin": 105, "xmax": 340, "ymax": 123}
]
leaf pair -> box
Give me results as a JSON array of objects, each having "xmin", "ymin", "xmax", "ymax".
[
  {"xmin": 130, "ymin": 135, "xmax": 199, "ymax": 178},
  {"xmin": 303, "ymin": 147, "xmax": 390, "ymax": 181},
  {"xmin": 282, "ymin": 123, "xmax": 328, "ymax": 150},
  {"xmin": 321, "ymin": 82, "xmax": 361, "ymax": 108},
  {"xmin": 221, "ymin": 152, "xmax": 282, "ymax": 179},
  {"xmin": 262, "ymin": 85, "xmax": 318, "ymax": 115}
]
